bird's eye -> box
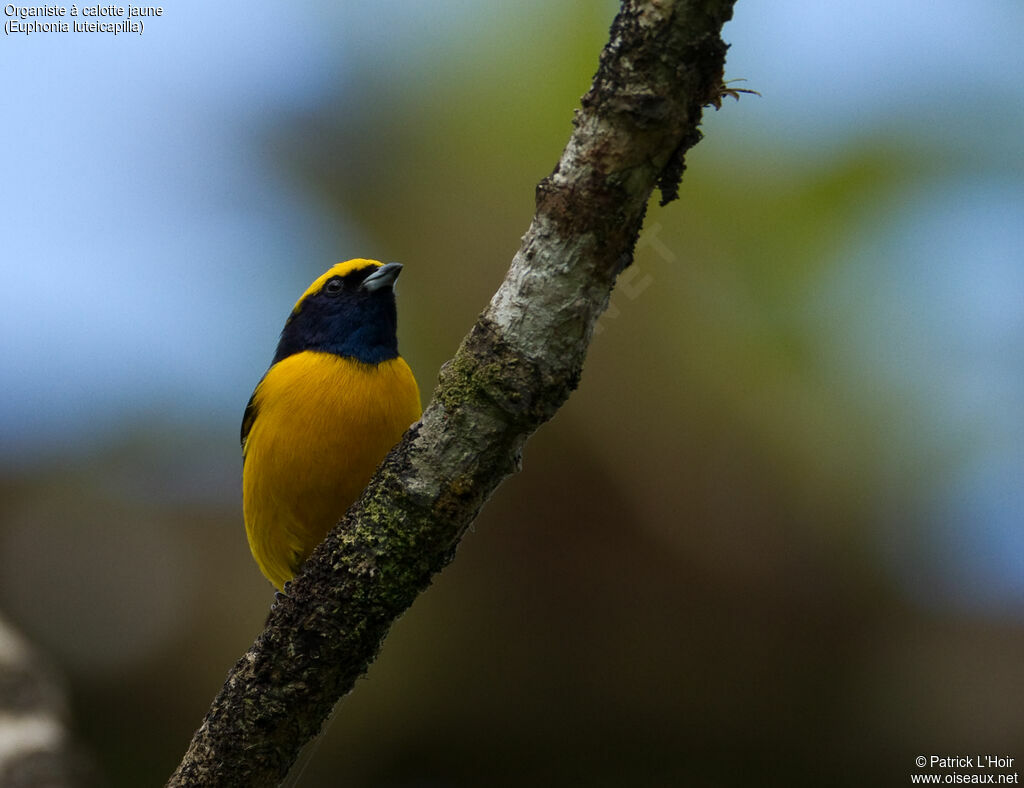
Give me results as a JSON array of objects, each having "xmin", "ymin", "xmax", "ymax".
[{"xmin": 324, "ymin": 278, "xmax": 343, "ymax": 296}]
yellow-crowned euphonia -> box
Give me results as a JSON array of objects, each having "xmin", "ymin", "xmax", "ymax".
[{"xmin": 241, "ymin": 259, "xmax": 421, "ymax": 590}]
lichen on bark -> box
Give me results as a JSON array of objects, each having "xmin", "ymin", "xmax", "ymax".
[{"xmin": 169, "ymin": 1, "xmax": 738, "ymax": 785}]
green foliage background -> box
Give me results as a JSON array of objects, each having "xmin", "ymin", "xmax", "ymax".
[{"xmin": 2, "ymin": 2, "xmax": 1021, "ymax": 786}]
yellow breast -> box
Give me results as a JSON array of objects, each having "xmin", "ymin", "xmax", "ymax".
[{"xmin": 242, "ymin": 351, "xmax": 421, "ymax": 590}]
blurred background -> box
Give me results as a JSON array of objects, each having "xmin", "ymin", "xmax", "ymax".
[{"xmin": 2, "ymin": 1, "xmax": 1023, "ymax": 785}]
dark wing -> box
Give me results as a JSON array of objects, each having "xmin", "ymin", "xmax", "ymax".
[{"xmin": 240, "ymin": 381, "xmax": 263, "ymax": 461}]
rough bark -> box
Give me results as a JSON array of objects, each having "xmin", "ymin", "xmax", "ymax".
[{"xmin": 169, "ymin": 1, "xmax": 738, "ymax": 784}]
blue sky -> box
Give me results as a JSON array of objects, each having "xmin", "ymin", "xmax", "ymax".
[{"xmin": 2, "ymin": 0, "xmax": 1020, "ymax": 451}]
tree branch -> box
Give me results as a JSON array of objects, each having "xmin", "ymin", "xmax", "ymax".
[
  {"xmin": 0, "ymin": 613, "xmax": 95, "ymax": 786},
  {"xmin": 169, "ymin": 1, "xmax": 737, "ymax": 784}
]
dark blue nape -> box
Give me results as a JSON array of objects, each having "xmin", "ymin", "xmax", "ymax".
[{"xmin": 271, "ymin": 268, "xmax": 400, "ymax": 365}]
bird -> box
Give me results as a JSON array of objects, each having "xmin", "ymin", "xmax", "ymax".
[{"xmin": 241, "ymin": 259, "xmax": 422, "ymax": 591}]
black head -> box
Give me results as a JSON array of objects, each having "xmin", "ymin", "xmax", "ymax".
[{"xmin": 271, "ymin": 259, "xmax": 404, "ymax": 365}]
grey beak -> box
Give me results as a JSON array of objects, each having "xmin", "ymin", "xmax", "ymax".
[{"xmin": 361, "ymin": 262, "xmax": 403, "ymax": 292}]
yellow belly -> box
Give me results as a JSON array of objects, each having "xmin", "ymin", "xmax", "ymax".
[{"xmin": 242, "ymin": 351, "xmax": 421, "ymax": 590}]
